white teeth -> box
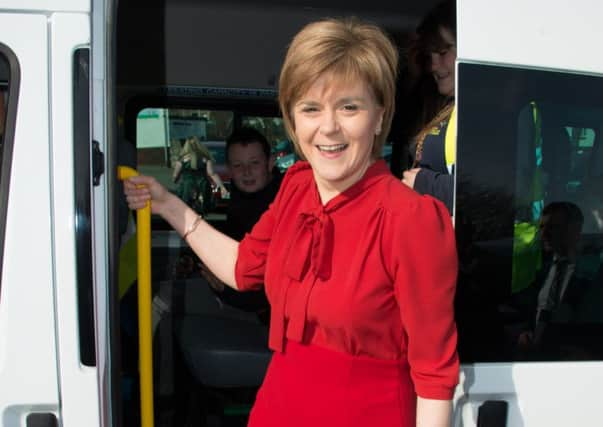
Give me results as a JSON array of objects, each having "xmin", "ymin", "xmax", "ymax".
[{"xmin": 317, "ymin": 144, "xmax": 347, "ymax": 153}]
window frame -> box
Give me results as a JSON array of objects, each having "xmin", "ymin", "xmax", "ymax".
[{"xmin": 0, "ymin": 43, "xmax": 21, "ymax": 298}]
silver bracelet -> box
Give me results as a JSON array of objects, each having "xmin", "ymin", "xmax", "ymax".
[{"xmin": 182, "ymin": 215, "xmax": 203, "ymax": 241}]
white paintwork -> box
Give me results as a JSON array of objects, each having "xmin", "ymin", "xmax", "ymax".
[
  {"xmin": 454, "ymin": 1, "xmax": 603, "ymax": 426},
  {"xmin": 0, "ymin": 0, "xmax": 89, "ymax": 13},
  {"xmin": 454, "ymin": 363, "xmax": 603, "ymax": 426},
  {"xmin": 90, "ymin": 0, "xmax": 112, "ymax": 424},
  {"xmin": 458, "ymin": 0, "xmax": 603, "ymax": 75},
  {"xmin": 0, "ymin": 13, "xmax": 60, "ymax": 425},
  {"xmin": 49, "ymin": 12, "xmax": 100, "ymax": 427}
]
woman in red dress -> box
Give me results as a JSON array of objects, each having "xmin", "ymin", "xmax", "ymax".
[{"xmin": 125, "ymin": 18, "xmax": 459, "ymax": 427}]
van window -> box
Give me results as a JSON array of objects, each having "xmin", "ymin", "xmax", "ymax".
[
  {"xmin": 0, "ymin": 46, "xmax": 18, "ymax": 299},
  {"xmin": 241, "ymin": 115, "xmax": 295, "ymax": 172},
  {"xmin": 73, "ymin": 48, "xmax": 96, "ymax": 366},
  {"xmin": 119, "ymin": 103, "xmax": 282, "ymax": 423},
  {"xmin": 456, "ymin": 64, "xmax": 603, "ymax": 363}
]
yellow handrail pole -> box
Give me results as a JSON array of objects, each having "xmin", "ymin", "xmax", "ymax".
[{"xmin": 117, "ymin": 166, "xmax": 154, "ymax": 427}]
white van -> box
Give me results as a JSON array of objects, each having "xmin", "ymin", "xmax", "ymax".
[{"xmin": 0, "ymin": 0, "xmax": 601, "ymax": 426}]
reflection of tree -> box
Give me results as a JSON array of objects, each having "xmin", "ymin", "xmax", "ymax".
[
  {"xmin": 455, "ymin": 178, "xmax": 517, "ymax": 362},
  {"xmin": 456, "ymin": 177, "xmax": 516, "ymax": 242},
  {"xmin": 208, "ymin": 111, "xmax": 233, "ymax": 140},
  {"xmin": 242, "ymin": 117, "xmax": 288, "ymax": 148}
]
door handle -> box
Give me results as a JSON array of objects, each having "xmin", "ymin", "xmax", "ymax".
[
  {"xmin": 477, "ymin": 400, "xmax": 508, "ymax": 427},
  {"xmin": 26, "ymin": 413, "xmax": 58, "ymax": 427}
]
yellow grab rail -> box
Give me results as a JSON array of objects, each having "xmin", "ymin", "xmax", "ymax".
[{"xmin": 117, "ymin": 166, "xmax": 154, "ymax": 427}]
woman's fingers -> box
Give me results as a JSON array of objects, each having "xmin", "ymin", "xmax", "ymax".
[
  {"xmin": 123, "ymin": 174, "xmax": 171, "ymax": 213},
  {"xmin": 124, "ymin": 175, "xmax": 154, "ymax": 210}
]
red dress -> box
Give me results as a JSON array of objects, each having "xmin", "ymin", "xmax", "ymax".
[{"xmin": 235, "ymin": 160, "xmax": 459, "ymax": 427}]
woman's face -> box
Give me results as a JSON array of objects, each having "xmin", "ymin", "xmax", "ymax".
[
  {"xmin": 292, "ymin": 74, "xmax": 384, "ymax": 203},
  {"xmin": 429, "ymin": 27, "xmax": 457, "ymax": 97}
]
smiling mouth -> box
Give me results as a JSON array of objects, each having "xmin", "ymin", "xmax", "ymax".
[{"xmin": 317, "ymin": 144, "xmax": 348, "ymax": 153}]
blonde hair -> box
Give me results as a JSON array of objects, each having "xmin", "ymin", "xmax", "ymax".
[
  {"xmin": 279, "ymin": 18, "xmax": 398, "ymax": 159},
  {"xmin": 180, "ymin": 136, "xmax": 213, "ymax": 170}
]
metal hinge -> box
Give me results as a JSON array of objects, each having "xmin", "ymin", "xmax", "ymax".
[{"xmin": 92, "ymin": 140, "xmax": 104, "ymax": 186}]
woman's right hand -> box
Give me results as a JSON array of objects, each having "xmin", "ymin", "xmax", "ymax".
[{"xmin": 124, "ymin": 175, "xmax": 171, "ymax": 215}]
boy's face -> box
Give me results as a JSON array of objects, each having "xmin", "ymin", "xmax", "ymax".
[{"xmin": 227, "ymin": 142, "xmax": 273, "ymax": 193}]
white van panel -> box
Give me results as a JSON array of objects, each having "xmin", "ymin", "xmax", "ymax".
[
  {"xmin": 49, "ymin": 12, "xmax": 100, "ymax": 427},
  {"xmin": 458, "ymin": 0, "xmax": 603, "ymax": 75},
  {"xmin": 456, "ymin": 363, "xmax": 603, "ymax": 426},
  {"xmin": 0, "ymin": 13, "xmax": 60, "ymax": 424},
  {"xmin": 0, "ymin": 0, "xmax": 89, "ymax": 13}
]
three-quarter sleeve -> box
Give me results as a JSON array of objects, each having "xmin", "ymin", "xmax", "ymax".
[
  {"xmin": 393, "ymin": 196, "xmax": 459, "ymax": 399},
  {"xmin": 234, "ymin": 162, "xmax": 303, "ymax": 291},
  {"xmin": 234, "ymin": 204, "xmax": 276, "ymax": 291}
]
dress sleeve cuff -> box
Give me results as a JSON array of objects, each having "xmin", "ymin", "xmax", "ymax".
[
  {"xmin": 234, "ymin": 236, "xmax": 264, "ymax": 292},
  {"xmin": 414, "ymin": 382, "xmax": 457, "ymax": 400}
]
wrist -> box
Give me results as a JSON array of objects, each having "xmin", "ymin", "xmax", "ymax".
[
  {"xmin": 154, "ymin": 191, "xmax": 179, "ymax": 218},
  {"xmin": 183, "ymin": 214, "xmax": 203, "ymax": 241}
]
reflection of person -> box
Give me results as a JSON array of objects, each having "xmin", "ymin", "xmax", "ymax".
[
  {"xmin": 125, "ymin": 18, "xmax": 459, "ymax": 427},
  {"xmin": 515, "ymin": 202, "xmax": 588, "ymax": 357},
  {"xmin": 402, "ymin": 0, "xmax": 457, "ymax": 213},
  {"xmin": 172, "ymin": 136, "xmax": 228, "ymax": 214},
  {"xmin": 201, "ymin": 127, "xmax": 281, "ymax": 322}
]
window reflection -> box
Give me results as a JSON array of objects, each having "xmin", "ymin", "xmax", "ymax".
[{"xmin": 456, "ymin": 65, "xmax": 603, "ymax": 363}]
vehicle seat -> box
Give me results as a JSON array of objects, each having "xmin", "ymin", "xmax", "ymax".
[
  {"xmin": 176, "ymin": 314, "xmax": 271, "ymax": 388},
  {"xmin": 171, "ymin": 277, "xmax": 272, "ymax": 388}
]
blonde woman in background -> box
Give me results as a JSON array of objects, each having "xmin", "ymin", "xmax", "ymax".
[{"xmin": 172, "ymin": 136, "xmax": 229, "ymax": 214}]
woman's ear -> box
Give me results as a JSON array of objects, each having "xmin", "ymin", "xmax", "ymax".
[{"xmin": 375, "ymin": 109, "xmax": 384, "ymax": 135}]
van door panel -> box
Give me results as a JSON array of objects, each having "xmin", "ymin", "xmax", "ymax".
[{"xmin": 0, "ymin": 13, "xmax": 60, "ymax": 424}]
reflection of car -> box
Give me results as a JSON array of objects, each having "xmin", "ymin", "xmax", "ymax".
[
  {"xmin": 202, "ymin": 140, "xmax": 231, "ymax": 210},
  {"xmin": 273, "ymin": 139, "xmax": 298, "ymax": 172}
]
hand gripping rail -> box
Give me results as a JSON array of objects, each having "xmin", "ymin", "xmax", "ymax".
[{"xmin": 117, "ymin": 166, "xmax": 154, "ymax": 427}]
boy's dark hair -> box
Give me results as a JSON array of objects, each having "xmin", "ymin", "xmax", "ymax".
[{"xmin": 226, "ymin": 127, "xmax": 271, "ymax": 163}]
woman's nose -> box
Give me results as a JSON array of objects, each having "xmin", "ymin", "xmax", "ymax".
[{"xmin": 319, "ymin": 109, "xmax": 339, "ymax": 135}]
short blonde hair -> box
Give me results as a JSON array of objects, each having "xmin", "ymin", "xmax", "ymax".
[{"xmin": 279, "ymin": 18, "xmax": 398, "ymax": 159}]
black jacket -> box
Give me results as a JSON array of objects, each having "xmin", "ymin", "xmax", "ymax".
[{"xmin": 413, "ymin": 119, "xmax": 454, "ymax": 214}]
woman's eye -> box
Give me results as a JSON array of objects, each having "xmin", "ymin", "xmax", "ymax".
[
  {"xmin": 301, "ymin": 106, "xmax": 319, "ymax": 113},
  {"xmin": 342, "ymin": 104, "xmax": 358, "ymax": 112}
]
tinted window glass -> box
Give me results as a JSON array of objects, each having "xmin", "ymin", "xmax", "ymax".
[
  {"xmin": 0, "ymin": 46, "xmax": 18, "ymax": 299},
  {"xmin": 456, "ymin": 64, "xmax": 603, "ymax": 363},
  {"xmin": 241, "ymin": 115, "xmax": 297, "ymax": 172},
  {"xmin": 73, "ymin": 48, "xmax": 95, "ymax": 366}
]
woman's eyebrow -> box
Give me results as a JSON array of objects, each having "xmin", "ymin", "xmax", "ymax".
[
  {"xmin": 338, "ymin": 96, "xmax": 365, "ymax": 103},
  {"xmin": 295, "ymin": 99, "xmax": 319, "ymax": 106}
]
